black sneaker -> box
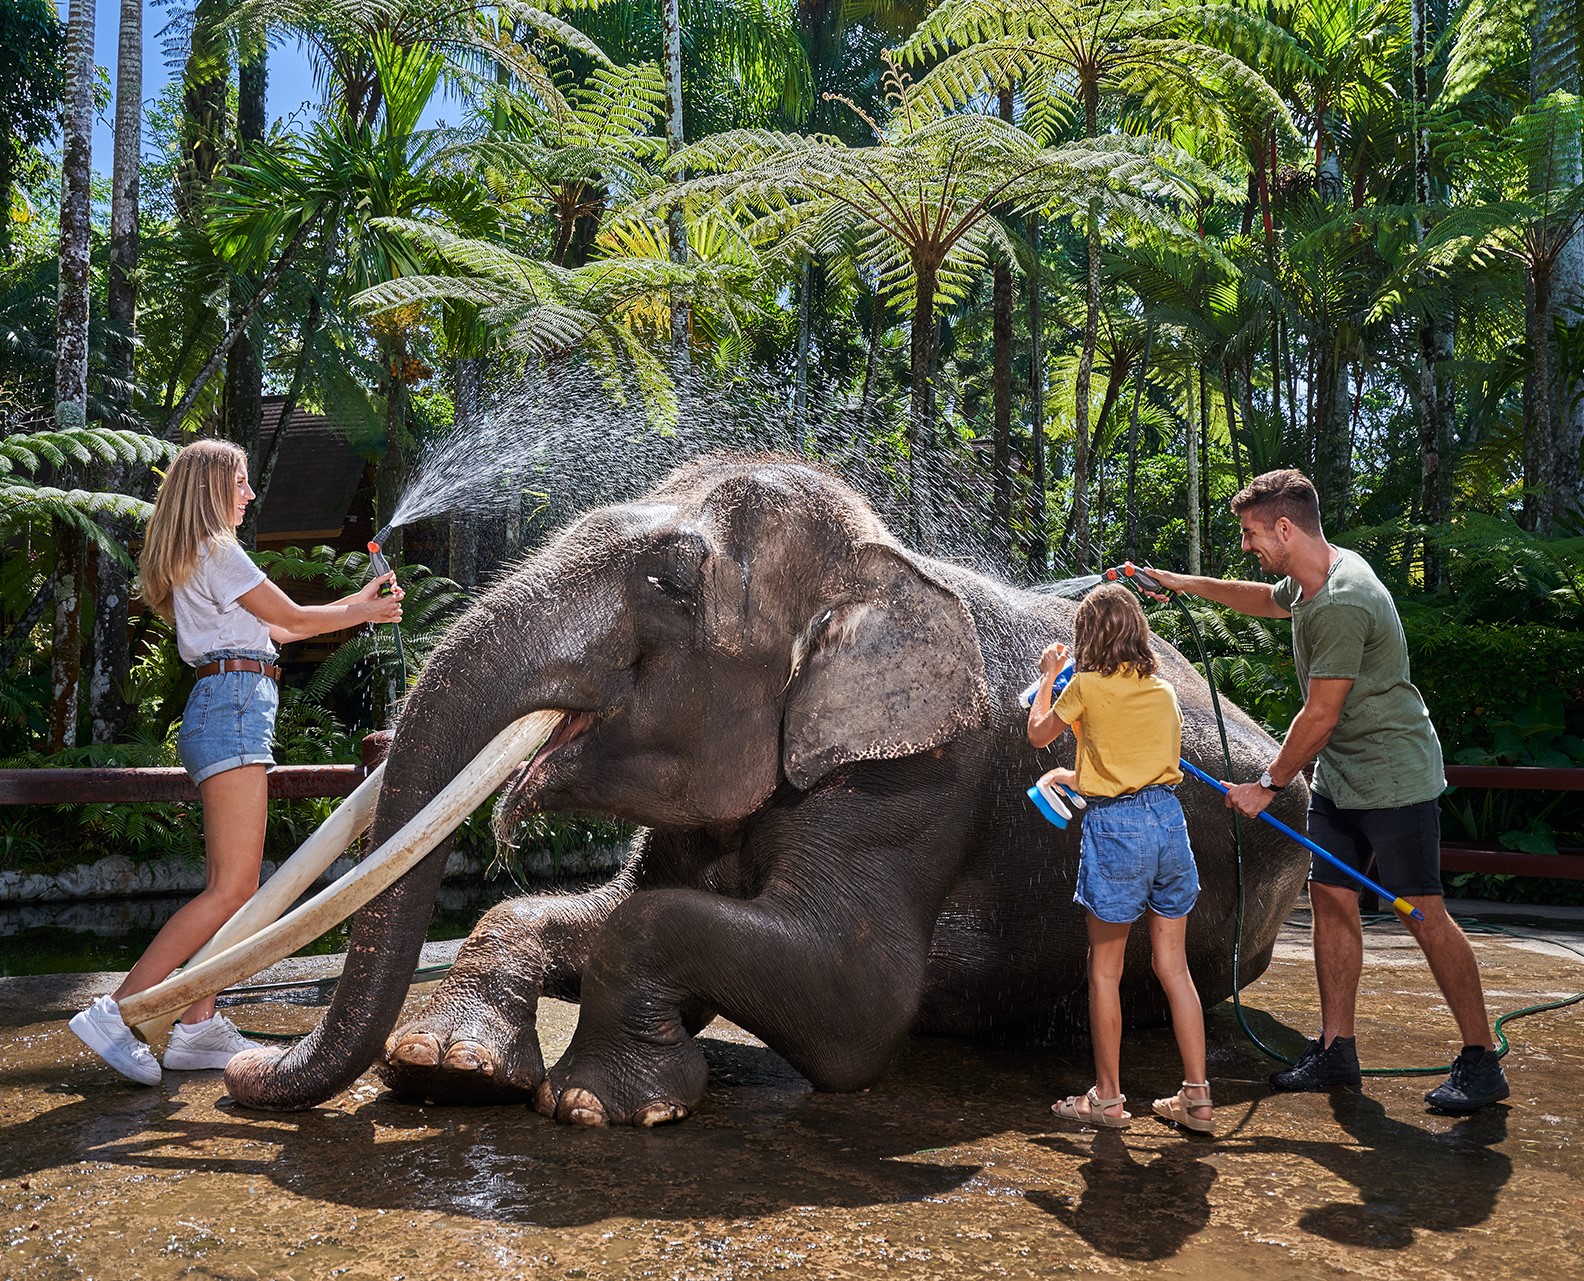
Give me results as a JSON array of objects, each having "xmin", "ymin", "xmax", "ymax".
[
  {"xmin": 1424, "ymin": 1046, "xmax": 1510, "ymax": 1113},
  {"xmin": 1269, "ymin": 1036, "xmax": 1362, "ymax": 1092}
]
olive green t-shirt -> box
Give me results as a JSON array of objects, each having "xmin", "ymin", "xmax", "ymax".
[{"xmin": 1271, "ymin": 549, "xmax": 1444, "ymax": 810}]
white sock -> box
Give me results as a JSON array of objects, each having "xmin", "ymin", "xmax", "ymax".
[{"xmin": 179, "ymin": 1015, "xmax": 217, "ymax": 1032}]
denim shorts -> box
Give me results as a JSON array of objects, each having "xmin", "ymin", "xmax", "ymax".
[
  {"xmin": 176, "ymin": 649, "xmax": 279, "ymax": 785},
  {"xmin": 1074, "ymin": 785, "xmax": 1201, "ymax": 924}
]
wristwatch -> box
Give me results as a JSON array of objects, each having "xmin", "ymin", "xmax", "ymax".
[{"xmin": 1257, "ymin": 769, "xmax": 1279, "ymax": 791}]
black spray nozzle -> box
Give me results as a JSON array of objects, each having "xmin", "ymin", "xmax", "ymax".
[
  {"xmin": 369, "ymin": 522, "xmax": 395, "ymax": 553},
  {"xmin": 1103, "ymin": 561, "xmax": 1170, "ymax": 595}
]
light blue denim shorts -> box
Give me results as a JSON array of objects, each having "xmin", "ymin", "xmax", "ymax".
[
  {"xmin": 176, "ymin": 648, "xmax": 279, "ymax": 785},
  {"xmin": 1074, "ymin": 785, "xmax": 1200, "ymax": 924}
]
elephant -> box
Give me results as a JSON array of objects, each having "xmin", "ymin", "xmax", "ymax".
[{"xmin": 223, "ymin": 455, "xmax": 1309, "ymax": 1122}]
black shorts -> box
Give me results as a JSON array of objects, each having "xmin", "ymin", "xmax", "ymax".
[{"xmin": 1305, "ymin": 793, "xmax": 1444, "ymax": 898}]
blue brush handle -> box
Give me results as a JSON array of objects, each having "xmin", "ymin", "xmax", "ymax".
[
  {"xmin": 1178, "ymin": 758, "xmax": 1424, "ymax": 921},
  {"xmin": 1021, "ymin": 659, "xmax": 1075, "ymax": 708}
]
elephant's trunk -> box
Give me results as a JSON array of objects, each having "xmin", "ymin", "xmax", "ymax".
[{"xmin": 224, "ymin": 591, "xmax": 582, "ymax": 1111}]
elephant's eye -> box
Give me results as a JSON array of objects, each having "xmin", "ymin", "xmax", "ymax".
[{"xmin": 647, "ymin": 572, "xmax": 690, "ymax": 604}]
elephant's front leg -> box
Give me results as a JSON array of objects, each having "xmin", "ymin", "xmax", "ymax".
[
  {"xmin": 536, "ymin": 886, "xmax": 930, "ymax": 1127},
  {"xmin": 378, "ymin": 875, "xmax": 632, "ymax": 1104}
]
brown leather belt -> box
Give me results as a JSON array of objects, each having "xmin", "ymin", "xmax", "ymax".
[{"xmin": 194, "ymin": 657, "xmax": 281, "ymax": 682}]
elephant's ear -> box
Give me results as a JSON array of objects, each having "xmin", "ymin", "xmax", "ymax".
[{"xmin": 782, "ymin": 542, "xmax": 990, "ymax": 790}]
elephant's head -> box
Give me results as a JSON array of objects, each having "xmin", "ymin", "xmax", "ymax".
[{"xmin": 224, "ymin": 457, "xmax": 992, "ymax": 1109}]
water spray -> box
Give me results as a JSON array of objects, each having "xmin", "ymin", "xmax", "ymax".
[{"xmin": 367, "ymin": 522, "xmax": 407, "ymax": 686}]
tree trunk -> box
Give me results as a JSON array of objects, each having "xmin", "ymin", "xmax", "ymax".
[
  {"xmin": 90, "ymin": 0, "xmax": 142, "ymax": 745},
  {"xmin": 1413, "ymin": 0, "xmax": 1455, "ymax": 587},
  {"xmin": 992, "ymin": 258, "xmax": 1013, "ymax": 559},
  {"xmin": 1314, "ymin": 343, "xmax": 1353, "ymax": 528},
  {"xmin": 1186, "ymin": 370, "xmax": 1201, "ymax": 574},
  {"xmin": 1225, "ymin": 362, "xmax": 1247, "ymax": 493},
  {"xmin": 52, "ymin": 0, "xmax": 95, "ymax": 752},
  {"xmin": 1125, "ymin": 321, "xmax": 1153, "ymax": 559},
  {"xmin": 856, "ymin": 285, "xmax": 883, "ymax": 459},
  {"xmin": 1530, "ymin": 0, "xmax": 1584, "ymax": 529},
  {"xmin": 663, "ymin": 0, "xmax": 690, "ymax": 361},
  {"xmin": 1524, "ymin": 261, "xmax": 1560, "ymax": 535},
  {"xmin": 449, "ymin": 357, "xmax": 486, "ymax": 590},
  {"xmin": 992, "ymin": 84, "xmax": 1015, "ymax": 560},
  {"xmin": 49, "ymin": 531, "xmax": 85, "ymax": 752},
  {"xmin": 105, "ymin": 0, "xmax": 140, "ymax": 419},
  {"xmin": 1068, "ymin": 82, "xmax": 1102, "ymax": 570},
  {"xmin": 227, "ymin": 49, "xmax": 268, "ymax": 510},
  {"xmin": 176, "ymin": 0, "xmax": 228, "ymax": 227},
  {"xmin": 794, "ymin": 260, "xmax": 811, "ymax": 446},
  {"xmin": 376, "ymin": 335, "xmax": 413, "ymax": 565},
  {"xmin": 1200, "ymin": 365, "xmax": 1213, "ymax": 572},
  {"xmin": 908, "ymin": 262, "xmax": 939, "ymax": 545},
  {"xmin": 55, "ymin": 0, "xmax": 94, "ymax": 426},
  {"xmin": 1027, "ymin": 217, "xmax": 1047, "ymax": 576}
]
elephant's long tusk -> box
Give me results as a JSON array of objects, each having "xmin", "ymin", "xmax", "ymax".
[
  {"xmin": 118, "ymin": 711, "xmax": 564, "ymax": 1032},
  {"xmin": 131, "ymin": 762, "xmax": 386, "ymax": 1043}
]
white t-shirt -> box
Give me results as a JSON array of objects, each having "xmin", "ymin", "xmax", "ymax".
[{"xmin": 171, "ymin": 539, "xmax": 275, "ymax": 666}]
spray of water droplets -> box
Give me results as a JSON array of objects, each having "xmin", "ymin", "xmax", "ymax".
[{"xmin": 389, "ymin": 362, "xmax": 1101, "ymax": 588}]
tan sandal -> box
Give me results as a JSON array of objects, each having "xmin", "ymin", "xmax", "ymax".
[
  {"xmin": 1052, "ymin": 1086, "xmax": 1131, "ymax": 1129},
  {"xmin": 1152, "ymin": 1080, "xmax": 1214, "ymax": 1135}
]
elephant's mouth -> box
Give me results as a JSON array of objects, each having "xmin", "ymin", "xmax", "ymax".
[{"xmin": 493, "ymin": 709, "xmax": 596, "ymax": 828}]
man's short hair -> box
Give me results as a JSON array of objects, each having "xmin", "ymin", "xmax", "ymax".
[{"xmin": 1231, "ymin": 469, "xmax": 1323, "ymax": 535}]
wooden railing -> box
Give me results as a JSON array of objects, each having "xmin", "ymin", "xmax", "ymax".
[
  {"xmin": 1, "ymin": 753, "xmax": 1578, "ymax": 879},
  {"xmin": 0, "ymin": 733, "xmax": 389, "ymax": 807},
  {"xmin": 1440, "ymin": 765, "xmax": 1584, "ymax": 881}
]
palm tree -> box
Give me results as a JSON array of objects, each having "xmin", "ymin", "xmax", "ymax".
[
  {"xmin": 898, "ymin": 0, "xmax": 1296, "ymax": 564},
  {"xmin": 673, "ymin": 62, "xmax": 1224, "ymax": 539}
]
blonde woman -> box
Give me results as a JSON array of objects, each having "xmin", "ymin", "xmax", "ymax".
[{"xmin": 70, "ymin": 438, "xmax": 403, "ymax": 1086}]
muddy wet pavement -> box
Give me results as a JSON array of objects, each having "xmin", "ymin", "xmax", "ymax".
[{"xmin": 3, "ymin": 916, "xmax": 1581, "ymax": 1280}]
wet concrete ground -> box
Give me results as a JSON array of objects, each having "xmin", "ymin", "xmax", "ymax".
[{"xmin": 2, "ymin": 915, "xmax": 1581, "ymax": 1281}]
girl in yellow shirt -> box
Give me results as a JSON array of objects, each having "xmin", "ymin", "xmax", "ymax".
[{"xmin": 1026, "ymin": 583, "xmax": 1212, "ymax": 1135}]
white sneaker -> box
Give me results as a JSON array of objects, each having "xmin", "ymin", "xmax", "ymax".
[
  {"xmin": 163, "ymin": 1013, "xmax": 263, "ymax": 1070},
  {"xmin": 69, "ymin": 995, "xmax": 162, "ymax": 1086}
]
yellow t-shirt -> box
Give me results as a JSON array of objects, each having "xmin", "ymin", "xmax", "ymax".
[{"xmin": 1051, "ymin": 668, "xmax": 1184, "ymax": 798}]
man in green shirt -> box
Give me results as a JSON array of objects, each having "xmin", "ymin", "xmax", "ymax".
[{"xmin": 1147, "ymin": 469, "xmax": 1509, "ymax": 1113}]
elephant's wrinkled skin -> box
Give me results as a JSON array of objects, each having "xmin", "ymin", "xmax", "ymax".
[{"xmin": 225, "ymin": 457, "xmax": 1308, "ymax": 1122}]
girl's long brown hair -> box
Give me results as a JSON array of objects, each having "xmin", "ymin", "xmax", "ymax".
[
  {"xmin": 138, "ymin": 439, "xmax": 248, "ymax": 620},
  {"xmin": 1072, "ymin": 583, "xmax": 1158, "ymax": 677}
]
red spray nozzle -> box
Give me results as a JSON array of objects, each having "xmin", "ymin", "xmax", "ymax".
[{"xmin": 367, "ymin": 540, "xmax": 380, "ymax": 555}]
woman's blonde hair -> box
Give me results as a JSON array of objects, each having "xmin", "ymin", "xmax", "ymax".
[
  {"xmin": 1072, "ymin": 583, "xmax": 1158, "ymax": 678},
  {"xmin": 138, "ymin": 438, "xmax": 248, "ymax": 620}
]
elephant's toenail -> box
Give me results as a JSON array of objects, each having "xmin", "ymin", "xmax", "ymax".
[
  {"xmin": 558, "ymin": 1087, "xmax": 608, "ymax": 1126},
  {"xmin": 533, "ymin": 1080, "xmax": 557, "ymax": 1117},
  {"xmin": 442, "ymin": 1041, "xmax": 492, "ymax": 1074},
  {"xmin": 389, "ymin": 1035, "xmax": 440, "ymax": 1068},
  {"xmin": 634, "ymin": 1102, "xmax": 687, "ymax": 1127}
]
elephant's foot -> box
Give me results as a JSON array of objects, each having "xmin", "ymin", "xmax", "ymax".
[
  {"xmin": 377, "ymin": 1010, "xmax": 545, "ymax": 1105},
  {"xmin": 534, "ymin": 1036, "xmax": 707, "ymax": 1127}
]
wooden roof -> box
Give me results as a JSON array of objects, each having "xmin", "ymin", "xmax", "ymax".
[{"xmin": 254, "ymin": 396, "xmax": 369, "ymax": 546}]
